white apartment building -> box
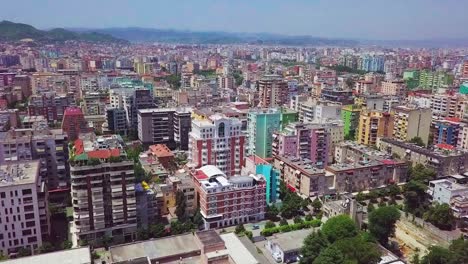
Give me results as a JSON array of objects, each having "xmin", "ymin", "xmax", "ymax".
[
  {"xmin": 0, "ymin": 161, "xmax": 49, "ymax": 256},
  {"xmin": 189, "ymin": 114, "xmax": 245, "ymax": 177}
]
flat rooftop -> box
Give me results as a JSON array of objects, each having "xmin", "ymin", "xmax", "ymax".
[
  {"xmin": 110, "ymin": 234, "xmax": 200, "ymax": 262},
  {"xmin": 220, "ymin": 233, "xmax": 259, "ymax": 264},
  {"xmin": 2, "ymin": 247, "xmax": 91, "ymax": 264},
  {"xmin": 0, "ymin": 161, "xmax": 40, "ymax": 186},
  {"xmin": 267, "ymin": 229, "xmax": 310, "ymax": 253}
]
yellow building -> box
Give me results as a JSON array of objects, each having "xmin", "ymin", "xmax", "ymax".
[
  {"xmin": 393, "ymin": 106, "xmax": 432, "ymax": 145},
  {"xmin": 357, "ymin": 110, "xmax": 394, "ymax": 146}
]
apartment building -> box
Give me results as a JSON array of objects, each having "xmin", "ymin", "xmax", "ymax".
[
  {"xmin": 433, "ymin": 118, "xmax": 462, "ymax": 147},
  {"xmin": 61, "ymin": 107, "xmax": 89, "ymax": 141},
  {"xmin": 106, "ymin": 108, "xmax": 128, "ymax": 136},
  {"xmin": 392, "ymin": 106, "xmax": 431, "ymax": 145},
  {"xmin": 0, "ymin": 161, "xmax": 49, "ymax": 256},
  {"xmin": 427, "ymin": 179, "xmax": 468, "ymax": 204},
  {"xmin": 272, "ymin": 122, "xmax": 330, "ymax": 168},
  {"xmin": 378, "ymin": 138, "xmax": 468, "ymax": 176},
  {"xmin": 0, "ymin": 128, "xmax": 68, "ymax": 193},
  {"xmin": 381, "ymin": 80, "xmax": 407, "ymax": 97},
  {"xmin": 430, "ymin": 93, "xmax": 467, "ymax": 120},
  {"xmin": 192, "ymin": 165, "xmax": 266, "ymax": 229},
  {"xmin": 27, "ymin": 92, "xmax": 75, "ymax": 124},
  {"xmin": 357, "ymin": 110, "xmax": 394, "ymax": 146},
  {"xmin": 273, "ymin": 156, "xmax": 329, "ymax": 197},
  {"xmin": 189, "ymin": 114, "xmax": 245, "ymax": 177},
  {"xmin": 257, "ymin": 75, "xmax": 288, "ymax": 108},
  {"xmin": 341, "ymin": 105, "xmax": 362, "ymax": 139},
  {"xmin": 69, "ymin": 134, "xmax": 137, "ymax": 246},
  {"xmin": 458, "ymin": 122, "xmax": 468, "ymax": 150},
  {"xmin": 137, "ymin": 108, "xmax": 192, "ymax": 150},
  {"xmin": 247, "ymin": 109, "xmax": 281, "ymax": 158}
]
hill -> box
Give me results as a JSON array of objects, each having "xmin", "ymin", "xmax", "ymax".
[
  {"xmin": 77, "ymin": 27, "xmax": 358, "ymax": 46},
  {"xmin": 0, "ymin": 21, "xmax": 128, "ymax": 43}
]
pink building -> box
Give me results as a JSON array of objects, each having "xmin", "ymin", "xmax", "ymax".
[{"xmin": 272, "ymin": 123, "xmax": 330, "ymax": 168}]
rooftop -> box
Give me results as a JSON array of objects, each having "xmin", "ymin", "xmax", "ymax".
[
  {"xmin": 109, "ymin": 234, "xmax": 200, "ymax": 263},
  {"xmin": 220, "ymin": 233, "xmax": 259, "ymax": 264},
  {"xmin": 267, "ymin": 229, "xmax": 310, "ymax": 253},
  {"xmin": 148, "ymin": 144, "xmax": 174, "ymax": 158},
  {"xmin": 0, "ymin": 161, "xmax": 40, "ymax": 187},
  {"xmin": 1, "ymin": 247, "xmax": 91, "ymax": 264},
  {"xmin": 196, "ymin": 230, "xmax": 224, "ymax": 247}
]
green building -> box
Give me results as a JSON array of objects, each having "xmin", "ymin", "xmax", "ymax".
[
  {"xmin": 403, "ymin": 70, "xmax": 420, "ymax": 90},
  {"xmin": 341, "ymin": 105, "xmax": 361, "ymax": 140},
  {"xmin": 280, "ymin": 108, "xmax": 299, "ymax": 129},
  {"xmin": 460, "ymin": 83, "xmax": 468, "ymax": 95},
  {"xmin": 247, "ymin": 109, "xmax": 281, "ymax": 158},
  {"xmin": 418, "ymin": 70, "xmax": 454, "ymax": 90},
  {"xmin": 256, "ymin": 164, "xmax": 280, "ymax": 204}
]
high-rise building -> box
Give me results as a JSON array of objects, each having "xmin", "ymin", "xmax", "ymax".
[
  {"xmin": 124, "ymin": 89, "xmax": 155, "ymax": 129},
  {"xmin": 69, "ymin": 134, "xmax": 137, "ymax": 246},
  {"xmin": 257, "ymin": 75, "xmax": 288, "ymax": 108},
  {"xmin": 189, "ymin": 114, "xmax": 245, "ymax": 176},
  {"xmin": 106, "ymin": 108, "xmax": 128, "ymax": 136},
  {"xmin": 433, "ymin": 118, "xmax": 462, "ymax": 147},
  {"xmin": 192, "ymin": 165, "xmax": 266, "ymax": 229},
  {"xmin": 0, "ymin": 128, "xmax": 69, "ymax": 194},
  {"xmin": 393, "ymin": 106, "xmax": 432, "ymax": 145},
  {"xmin": 357, "ymin": 110, "xmax": 394, "ymax": 146},
  {"xmin": 341, "ymin": 105, "xmax": 362, "ymax": 140},
  {"xmin": 247, "ymin": 109, "xmax": 281, "ymax": 158},
  {"xmin": 28, "ymin": 93, "xmax": 75, "ymax": 124},
  {"xmin": 138, "ymin": 108, "xmax": 192, "ymax": 150},
  {"xmin": 0, "ymin": 161, "xmax": 49, "ymax": 256},
  {"xmin": 419, "ymin": 70, "xmax": 454, "ymax": 90},
  {"xmin": 381, "ymin": 80, "xmax": 407, "ymax": 97},
  {"xmin": 272, "ymin": 123, "xmax": 330, "ymax": 168},
  {"xmin": 61, "ymin": 107, "xmax": 89, "ymax": 141}
]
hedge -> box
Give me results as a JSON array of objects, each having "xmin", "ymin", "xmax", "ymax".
[{"xmin": 260, "ymin": 219, "xmax": 321, "ymax": 236}]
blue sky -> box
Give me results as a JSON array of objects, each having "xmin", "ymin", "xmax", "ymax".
[{"xmin": 1, "ymin": 0, "xmax": 467, "ymax": 40}]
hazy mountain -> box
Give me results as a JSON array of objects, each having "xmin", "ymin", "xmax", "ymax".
[
  {"xmin": 71, "ymin": 27, "xmax": 359, "ymax": 46},
  {"xmin": 0, "ymin": 21, "xmax": 128, "ymax": 43}
]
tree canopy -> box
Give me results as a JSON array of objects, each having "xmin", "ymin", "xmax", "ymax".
[
  {"xmin": 321, "ymin": 215, "xmax": 358, "ymax": 243},
  {"xmin": 368, "ymin": 206, "xmax": 401, "ymax": 245},
  {"xmin": 423, "ymin": 203, "xmax": 455, "ymax": 230},
  {"xmin": 300, "ymin": 231, "xmax": 329, "ymax": 264}
]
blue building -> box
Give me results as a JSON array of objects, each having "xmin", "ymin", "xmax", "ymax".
[
  {"xmin": 256, "ymin": 164, "xmax": 280, "ymax": 204},
  {"xmin": 433, "ymin": 118, "xmax": 461, "ymax": 147}
]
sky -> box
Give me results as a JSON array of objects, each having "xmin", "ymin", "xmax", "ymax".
[{"xmin": 1, "ymin": 0, "xmax": 468, "ymax": 40}]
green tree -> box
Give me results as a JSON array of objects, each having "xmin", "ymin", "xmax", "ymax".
[
  {"xmin": 279, "ymin": 218, "xmax": 288, "ymax": 226},
  {"xmin": 421, "ymin": 246, "xmax": 452, "ymax": 264},
  {"xmin": 61, "ymin": 240, "xmax": 72, "ymax": 250},
  {"xmin": 294, "ymin": 216, "xmax": 304, "ymax": 224},
  {"xmin": 266, "ymin": 204, "xmax": 280, "ymax": 221},
  {"xmin": 193, "ymin": 208, "xmax": 204, "ymax": 228},
  {"xmin": 423, "ymin": 203, "xmax": 455, "ymax": 230},
  {"xmin": 39, "ymin": 242, "xmax": 55, "ymax": 253},
  {"xmin": 17, "ymin": 247, "xmax": 31, "ymax": 257},
  {"xmin": 137, "ymin": 228, "xmax": 149, "ymax": 240},
  {"xmin": 321, "ymin": 215, "xmax": 358, "ymax": 243},
  {"xmin": 101, "ymin": 235, "xmax": 113, "ymax": 249},
  {"xmin": 333, "ymin": 234, "xmax": 381, "ymax": 264},
  {"xmin": 411, "ymin": 253, "xmax": 420, "ymax": 264},
  {"xmin": 300, "ymin": 231, "xmax": 329, "ymax": 264},
  {"xmin": 448, "ymin": 238, "xmax": 468, "ymax": 264},
  {"xmin": 311, "ymin": 198, "xmax": 322, "ymax": 212},
  {"xmin": 356, "ymin": 192, "xmax": 365, "ymax": 202},
  {"xmin": 175, "ymin": 190, "xmax": 187, "ymax": 221},
  {"xmin": 150, "ymin": 223, "xmax": 166, "ymax": 238},
  {"xmin": 235, "ymin": 224, "xmax": 245, "ymax": 234},
  {"xmin": 409, "ymin": 136, "xmax": 425, "ymax": 147},
  {"xmin": 403, "ymin": 180, "xmax": 427, "ymax": 213},
  {"xmin": 368, "ymin": 206, "xmax": 401, "ymax": 245},
  {"xmin": 313, "ymin": 246, "xmax": 345, "ymax": 264},
  {"xmin": 410, "ymin": 164, "xmax": 436, "ymax": 183},
  {"xmin": 367, "ymin": 203, "xmax": 375, "ymax": 213},
  {"xmin": 165, "ymin": 74, "xmax": 181, "ymax": 89},
  {"xmin": 388, "ymin": 184, "xmax": 401, "ymax": 198},
  {"xmin": 0, "ymin": 253, "xmax": 8, "ymax": 261},
  {"xmin": 265, "ymin": 221, "xmax": 276, "ymax": 229}
]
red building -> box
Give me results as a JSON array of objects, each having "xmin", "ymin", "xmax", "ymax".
[
  {"xmin": 192, "ymin": 165, "xmax": 266, "ymax": 230},
  {"xmin": 61, "ymin": 107, "xmax": 89, "ymax": 140}
]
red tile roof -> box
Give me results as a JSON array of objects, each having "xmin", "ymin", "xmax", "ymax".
[
  {"xmin": 436, "ymin": 143, "xmax": 455, "ymax": 150},
  {"xmin": 74, "ymin": 139, "xmax": 84, "ymax": 155},
  {"xmin": 149, "ymin": 144, "xmax": 174, "ymax": 158},
  {"xmin": 87, "ymin": 148, "xmax": 120, "ymax": 159},
  {"xmin": 194, "ymin": 170, "xmax": 209, "ymax": 180}
]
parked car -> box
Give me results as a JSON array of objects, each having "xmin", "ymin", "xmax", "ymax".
[
  {"xmin": 273, "ymin": 252, "xmax": 282, "ymax": 263},
  {"xmin": 252, "ymin": 224, "xmax": 260, "ymax": 230}
]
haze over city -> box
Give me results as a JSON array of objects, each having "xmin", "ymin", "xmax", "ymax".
[{"xmin": 1, "ymin": 0, "xmax": 468, "ymax": 40}]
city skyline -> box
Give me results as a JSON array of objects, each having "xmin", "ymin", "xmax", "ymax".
[{"xmin": 1, "ymin": 0, "xmax": 468, "ymax": 40}]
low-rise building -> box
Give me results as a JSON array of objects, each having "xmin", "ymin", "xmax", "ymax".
[
  {"xmin": 192, "ymin": 165, "xmax": 266, "ymax": 229},
  {"xmin": 265, "ymin": 229, "xmax": 310, "ymax": 263},
  {"xmin": 428, "ymin": 179, "xmax": 468, "ymax": 204}
]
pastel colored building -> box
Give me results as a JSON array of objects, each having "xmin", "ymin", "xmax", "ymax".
[
  {"xmin": 341, "ymin": 105, "xmax": 362, "ymax": 140},
  {"xmin": 392, "ymin": 106, "xmax": 432, "ymax": 145},
  {"xmin": 357, "ymin": 110, "xmax": 394, "ymax": 146},
  {"xmin": 247, "ymin": 109, "xmax": 281, "ymax": 158}
]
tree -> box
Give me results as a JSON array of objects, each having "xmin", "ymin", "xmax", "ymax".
[
  {"xmin": 356, "ymin": 192, "xmax": 366, "ymax": 202},
  {"xmin": 17, "ymin": 247, "xmax": 31, "ymax": 257},
  {"xmin": 409, "ymin": 136, "xmax": 425, "ymax": 147},
  {"xmin": 279, "ymin": 218, "xmax": 288, "ymax": 226},
  {"xmin": 410, "ymin": 164, "xmax": 436, "ymax": 183},
  {"xmin": 313, "ymin": 246, "xmax": 345, "ymax": 264},
  {"xmin": 388, "ymin": 184, "xmax": 401, "ymax": 198},
  {"xmin": 265, "ymin": 221, "xmax": 276, "ymax": 229},
  {"xmin": 235, "ymin": 224, "xmax": 245, "ymax": 234},
  {"xmin": 0, "ymin": 253, "xmax": 7, "ymax": 261},
  {"xmin": 175, "ymin": 190, "xmax": 187, "ymax": 221},
  {"xmin": 101, "ymin": 235, "xmax": 113, "ymax": 249},
  {"xmin": 39, "ymin": 242, "xmax": 55, "ymax": 253},
  {"xmin": 311, "ymin": 198, "xmax": 322, "ymax": 212},
  {"xmin": 291, "ymin": 216, "xmax": 302, "ymax": 224},
  {"xmin": 60, "ymin": 240, "xmax": 73, "ymax": 249},
  {"xmin": 193, "ymin": 208, "xmax": 204, "ymax": 228},
  {"xmin": 367, "ymin": 203, "xmax": 375, "ymax": 213},
  {"xmin": 300, "ymin": 231, "xmax": 329, "ymax": 264},
  {"xmin": 411, "ymin": 253, "xmax": 420, "ymax": 264},
  {"xmin": 321, "ymin": 215, "xmax": 358, "ymax": 243},
  {"xmin": 403, "ymin": 180, "xmax": 427, "ymax": 213},
  {"xmin": 448, "ymin": 238, "xmax": 468, "ymax": 264},
  {"xmin": 423, "ymin": 203, "xmax": 455, "ymax": 230},
  {"xmin": 137, "ymin": 228, "xmax": 149, "ymax": 240},
  {"xmin": 150, "ymin": 223, "xmax": 166, "ymax": 238},
  {"xmin": 421, "ymin": 246, "xmax": 452, "ymax": 264},
  {"xmin": 368, "ymin": 206, "xmax": 400, "ymax": 245},
  {"xmin": 332, "ymin": 234, "xmax": 381, "ymax": 264},
  {"xmin": 266, "ymin": 204, "xmax": 280, "ymax": 221}
]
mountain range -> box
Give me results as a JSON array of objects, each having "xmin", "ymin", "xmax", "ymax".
[{"xmin": 0, "ymin": 20, "xmax": 127, "ymax": 43}]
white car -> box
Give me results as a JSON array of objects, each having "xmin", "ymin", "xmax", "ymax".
[{"xmin": 272, "ymin": 252, "xmax": 282, "ymax": 263}]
